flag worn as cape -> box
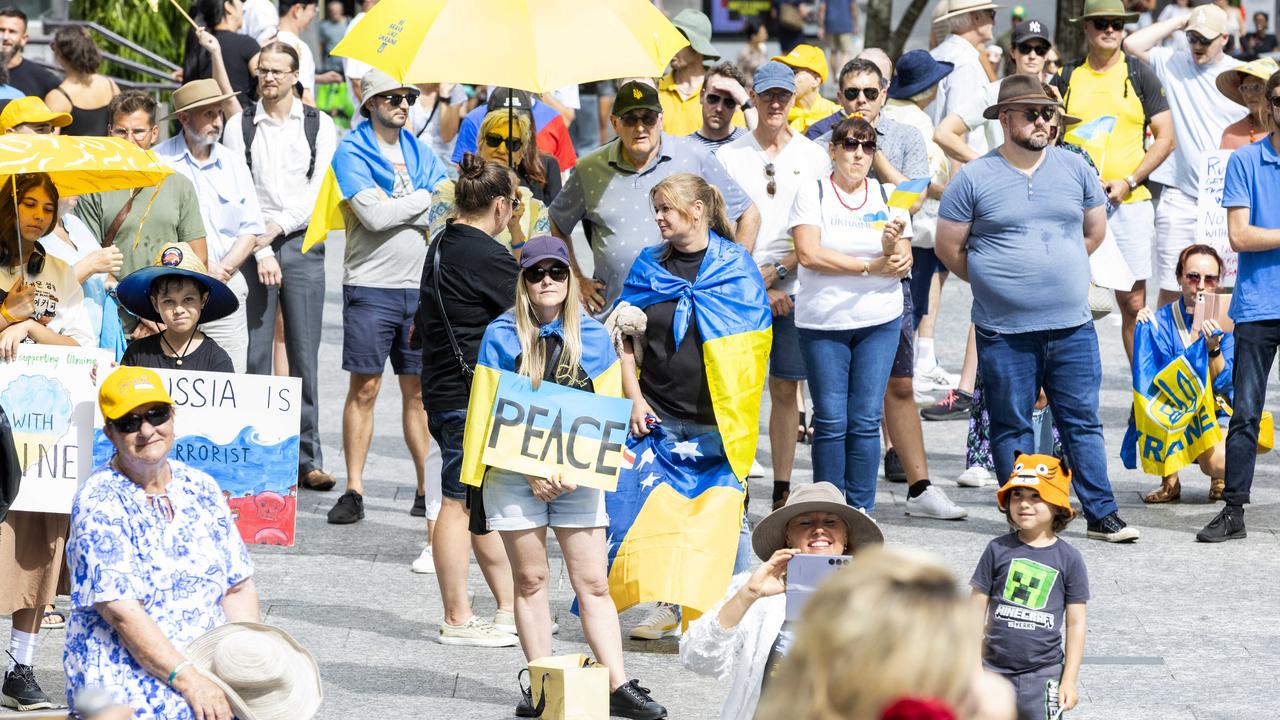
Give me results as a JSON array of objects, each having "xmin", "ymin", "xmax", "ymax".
[
  {"xmin": 605, "ymin": 424, "xmax": 743, "ymax": 617},
  {"xmin": 617, "ymin": 232, "xmax": 772, "ymax": 480},
  {"xmin": 1121, "ymin": 321, "xmax": 1222, "ymax": 476},
  {"xmin": 302, "ymin": 120, "xmax": 449, "ymax": 252},
  {"xmin": 460, "ymin": 311, "xmax": 622, "ymax": 488}
]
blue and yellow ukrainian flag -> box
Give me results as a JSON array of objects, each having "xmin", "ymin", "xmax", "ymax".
[
  {"xmin": 886, "ymin": 177, "xmax": 929, "ymax": 210},
  {"xmin": 617, "ymin": 231, "xmax": 772, "ymax": 480},
  {"xmin": 1064, "ymin": 115, "xmax": 1116, "ymax": 163},
  {"xmin": 460, "ymin": 312, "xmax": 621, "ymax": 488}
]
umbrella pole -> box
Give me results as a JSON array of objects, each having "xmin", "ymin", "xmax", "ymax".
[
  {"xmin": 507, "ymin": 95, "xmax": 515, "ymax": 170},
  {"xmin": 11, "ymin": 179, "xmax": 24, "ymax": 286}
]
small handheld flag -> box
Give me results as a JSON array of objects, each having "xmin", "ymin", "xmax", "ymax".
[
  {"xmin": 887, "ymin": 177, "xmax": 929, "ymax": 210},
  {"xmin": 1064, "ymin": 116, "xmax": 1116, "ymax": 149}
]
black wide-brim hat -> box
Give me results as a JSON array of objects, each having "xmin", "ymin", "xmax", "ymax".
[{"xmin": 115, "ymin": 243, "xmax": 239, "ymax": 324}]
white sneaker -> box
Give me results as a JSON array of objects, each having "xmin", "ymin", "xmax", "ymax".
[
  {"xmin": 748, "ymin": 459, "xmax": 766, "ymax": 478},
  {"xmin": 957, "ymin": 466, "xmax": 996, "ymax": 487},
  {"xmin": 438, "ymin": 616, "xmax": 519, "ymax": 647},
  {"xmin": 410, "ymin": 545, "xmax": 435, "ymax": 574},
  {"xmin": 905, "ymin": 486, "xmax": 968, "ymax": 520},
  {"xmin": 493, "ymin": 608, "xmax": 558, "ymax": 636},
  {"xmin": 913, "ymin": 387, "xmax": 937, "ymax": 406},
  {"xmin": 915, "ymin": 363, "xmax": 960, "ymax": 391},
  {"xmin": 628, "ymin": 603, "xmax": 681, "ymax": 640}
]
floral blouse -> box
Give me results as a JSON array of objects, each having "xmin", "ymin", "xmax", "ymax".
[{"xmin": 63, "ymin": 460, "xmax": 254, "ymax": 718}]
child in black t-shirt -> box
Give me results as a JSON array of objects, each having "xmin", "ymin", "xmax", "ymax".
[
  {"xmin": 116, "ymin": 242, "xmax": 239, "ymax": 373},
  {"xmin": 971, "ymin": 453, "xmax": 1089, "ymax": 720}
]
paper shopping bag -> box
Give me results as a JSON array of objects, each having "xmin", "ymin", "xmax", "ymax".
[{"xmin": 523, "ymin": 654, "xmax": 609, "ymax": 720}]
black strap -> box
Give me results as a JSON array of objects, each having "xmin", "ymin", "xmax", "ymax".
[
  {"xmin": 426, "ymin": 231, "xmax": 473, "ymax": 389},
  {"xmin": 415, "ymin": 96, "xmax": 443, "ymax": 139},
  {"xmin": 242, "ymin": 104, "xmax": 322, "ymax": 180}
]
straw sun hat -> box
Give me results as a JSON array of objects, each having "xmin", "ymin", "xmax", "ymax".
[{"xmin": 185, "ymin": 622, "xmax": 322, "ymax": 720}]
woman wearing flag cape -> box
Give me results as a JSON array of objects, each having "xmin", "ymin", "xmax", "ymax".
[{"xmin": 458, "ymin": 235, "xmax": 666, "ymax": 719}]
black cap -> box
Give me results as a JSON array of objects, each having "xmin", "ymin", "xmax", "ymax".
[
  {"xmin": 612, "ymin": 81, "xmax": 662, "ymax": 116},
  {"xmin": 487, "ymin": 88, "xmax": 536, "ymax": 114},
  {"xmin": 1012, "ymin": 19, "xmax": 1051, "ymax": 44}
]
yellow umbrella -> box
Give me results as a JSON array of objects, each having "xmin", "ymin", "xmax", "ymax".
[
  {"xmin": 0, "ymin": 135, "xmax": 173, "ymax": 196},
  {"xmin": 331, "ymin": 0, "xmax": 689, "ymax": 91}
]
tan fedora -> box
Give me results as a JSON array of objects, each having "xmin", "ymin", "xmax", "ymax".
[
  {"xmin": 982, "ymin": 73, "xmax": 1062, "ymax": 119},
  {"xmin": 935, "ymin": 0, "xmax": 1004, "ymax": 24},
  {"xmin": 751, "ymin": 482, "xmax": 883, "ymax": 561},
  {"xmin": 161, "ymin": 78, "xmax": 238, "ymax": 120},
  {"xmin": 186, "ymin": 622, "xmax": 322, "ymax": 720}
]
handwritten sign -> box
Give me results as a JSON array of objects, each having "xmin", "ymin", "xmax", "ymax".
[
  {"xmin": 93, "ymin": 370, "xmax": 302, "ymax": 546},
  {"xmin": 481, "ymin": 371, "xmax": 632, "ymax": 492},
  {"xmin": 1196, "ymin": 149, "xmax": 1238, "ymax": 287},
  {"xmin": 0, "ymin": 346, "xmax": 104, "ymax": 514}
]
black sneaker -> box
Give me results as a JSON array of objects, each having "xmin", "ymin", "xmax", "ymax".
[
  {"xmin": 410, "ymin": 492, "xmax": 426, "ymax": 517},
  {"xmin": 326, "ymin": 490, "xmax": 364, "ymax": 524},
  {"xmin": 609, "ymin": 679, "xmax": 667, "ymax": 720},
  {"xmin": 920, "ymin": 389, "xmax": 973, "ymax": 422},
  {"xmin": 883, "ymin": 448, "xmax": 907, "ymax": 483},
  {"xmin": 1086, "ymin": 512, "xmax": 1140, "ymax": 543},
  {"xmin": 1196, "ymin": 505, "xmax": 1246, "ymax": 543},
  {"xmin": 2, "ymin": 660, "xmax": 54, "ymax": 711}
]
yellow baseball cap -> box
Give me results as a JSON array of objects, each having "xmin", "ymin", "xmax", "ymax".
[
  {"xmin": 99, "ymin": 366, "xmax": 173, "ymax": 421},
  {"xmin": 996, "ymin": 453, "xmax": 1074, "ymax": 517},
  {"xmin": 0, "ymin": 96, "xmax": 72, "ymax": 133},
  {"xmin": 772, "ymin": 43, "xmax": 829, "ymax": 84}
]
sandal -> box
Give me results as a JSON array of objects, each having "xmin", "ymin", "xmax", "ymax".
[
  {"xmin": 1209, "ymin": 477, "xmax": 1225, "ymax": 502},
  {"xmin": 797, "ymin": 411, "xmax": 807, "ymax": 443},
  {"xmin": 42, "ymin": 606, "xmax": 66, "ymax": 630},
  {"xmin": 1142, "ymin": 480, "xmax": 1181, "ymax": 504}
]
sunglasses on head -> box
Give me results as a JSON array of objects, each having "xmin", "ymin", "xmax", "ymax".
[
  {"xmin": 1090, "ymin": 18, "xmax": 1126, "ymax": 32},
  {"xmin": 484, "ymin": 133, "xmax": 524, "ymax": 152},
  {"xmin": 704, "ymin": 92, "xmax": 738, "ymax": 108},
  {"xmin": 523, "ymin": 264, "xmax": 569, "ymax": 283},
  {"xmin": 842, "ymin": 86, "xmax": 880, "ymax": 101},
  {"xmin": 836, "ymin": 138, "xmax": 877, "ymax": 153},
  {"xmin": 379, "ymin": 91, "xmax": 419, "ymax": 107},
  {"xmin": 1016, "ymin": 41, "xmax": 1051, "ymax": 56},
  {"xmin": 1186, "ymin": 32, "xmax": 1215, "ymax": 46},
  {"xmin": 765, "ymin": 163, "xmax": 776, "ymax": 198},
  {"xmin": 109, "ymin": 405, "xmax": 172, "ymax": 434},
  {"xmin": 619, "ymin": 110, "xmax": 660, "ymax": 127},
  {"xmin": 1185, "ymin": 271, "xmax": 1219, "ymax": 287}
]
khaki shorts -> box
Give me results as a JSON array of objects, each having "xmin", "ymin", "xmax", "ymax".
[{"xmin": 824, "ymin": 32, "xmax": 855, "ymax": 55}]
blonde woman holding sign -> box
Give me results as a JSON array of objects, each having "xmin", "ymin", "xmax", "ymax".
[{"xmin": 460, "ymin": 235, "xmax": 666, "ymax": 720}]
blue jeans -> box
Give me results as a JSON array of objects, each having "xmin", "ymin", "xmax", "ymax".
[
  {"xmin": 799, "ymin": 318, "xmax": 902, "ymax": 511},
  {"xmin": 975, "ymin": 321, "xmax": 1118, "ymax": 522},
  {"xmin": 1224, "ymin": 319, "xmax": 1280, "ymax": 506}
]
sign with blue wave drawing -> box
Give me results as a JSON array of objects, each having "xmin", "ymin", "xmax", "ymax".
[
  {"xmin": 92, "ymin": 369, "xmax": 301, "ymax": 546},
  {"xmin": 0, "ymin": 346, "xmax": 104, "ymax": 514}
]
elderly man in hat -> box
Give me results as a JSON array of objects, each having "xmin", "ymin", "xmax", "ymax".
[
  {"xmin": 930, "ymin": 0, "xmax": 1001, "ymax": 154},
  {"xmin": 935, "ymin": 75, "xmax": 1138, "ymax": 544},
  {"xmin": 660, "ymin": 9, "xmax": 736, "ymax": 136},
  {"xmin": 154, "ymin": 78, "xmax": 265, "ymax": 374}
]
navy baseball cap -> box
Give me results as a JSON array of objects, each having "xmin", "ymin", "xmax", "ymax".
[
  {"xmin": 519, "ymin": 235, "xmax": 571, "ymax": 269},
  {"xmin": 753, "ymin": 61, "xmax": 796, "ymax": 94}
]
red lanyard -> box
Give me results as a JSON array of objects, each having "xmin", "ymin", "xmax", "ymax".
[{"xmin": 829, "ymin": 175, "xmax": 869, "ymax": 212}]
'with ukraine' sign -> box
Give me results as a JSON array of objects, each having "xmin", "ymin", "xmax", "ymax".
[{"xmin": 480, "ymin": 371, "xmax": 632, "ymax": 491}]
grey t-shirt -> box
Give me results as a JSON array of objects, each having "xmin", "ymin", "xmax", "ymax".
[
  {"xmin": 341, "ymin": 137, "xmax": 434, "ymax": 289},
  {"xmin": 938, "ymin": 146, "xmax": 1107, "ymax": 334},
  {"xmin": 970, "ymin": 532, "xmax": 1090, "ymax": 675}
]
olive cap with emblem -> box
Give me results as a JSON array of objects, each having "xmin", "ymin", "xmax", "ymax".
[
  {"xmin": 982, "ymin": 73, "xmax": 1062, "ymax": 119},
  {"xmin": 1070, "ymin": 0, "xmax": 1138, "ymax": 22},
  {"xmin": 612, "ymin": 81, "xmax": 662, "ymax": 116}
]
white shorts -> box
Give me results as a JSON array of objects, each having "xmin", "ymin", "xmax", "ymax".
[
  {"xmin": 1108, "ymin": 199, "xmax": 1155, "ymax": 282},
  {"xmin": 1153, "ymin": 186, "xmax": 1199, "ymax": 292}
]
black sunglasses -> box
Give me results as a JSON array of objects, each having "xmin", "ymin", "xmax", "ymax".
[
  {"xmin": 1016, "ymin": 41, "xmax": 1051, "ymax": 56},
  {"xmin": 1186, "ymin": 32, "xmax": 1216, "ymax": 46},
  {"xmin": 704, "ymin": 92, "xmax": 737, "ymax": 108},
  {"xmin": 523, "ymin": 264, "xmax": 569, "ymax": 283},
  {"xmin": 379, "ymin": 91, "xmax": 419, "ymax": 107},
  {"xmin": 842, "ymin": 86, "xmax": 880, "ymax": 102},
  {"xmin": 619, "ymin": 110, "xmax": 660, "ymax": 127},
  {"xmin": 1185, "ymin": 271, "xmax": 1219, "ymax": 287},
  {"xmin": 1090, "ymin": 18, "xmax": 1126, "ymax": 32},
  {"xmin": 109, "ymin": 405, "xmax": 172, "ymax": 434},
  {"xmin": 836, "ymin": 138, "xmax": 877, "ymax": 153},
  {"xmin": 484, "ymin": 133, "xmax": 524, "ymax": 153},
  {"xmin": 1014, "ymin": 107, "xmax": 1057, "ymax": 123}
]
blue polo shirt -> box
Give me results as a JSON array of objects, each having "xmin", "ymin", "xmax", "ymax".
[
  {"xmin": 1221, "ymin": 135, "xmax": 1280, "ymax": 323},
  {"xmin": 939, "ymin": 146, "xmax": 1107, "ymax": 334}
]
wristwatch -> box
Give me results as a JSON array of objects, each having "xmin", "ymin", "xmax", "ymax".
[
  {"xmin": 740, "ymin": 99, "xmax": 753, "ymax": 111},
  {"xmin": 1124, "ymin": 175, "xmax": 1139, "ymax": 191},
  {"xmin": 772, "ymin": 262, "xmax": 788, "ymax": 280}
]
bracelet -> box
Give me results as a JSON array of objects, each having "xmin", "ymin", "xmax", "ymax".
[
  {"xmin": 0, "ymin": 303, "xmax": 19, "ymax": 325},
  {"xmin": 1208, "ymin": 347, "xmax": 1222, "ymax": 358},
  {"xmin": 167, "ymin": 659, "xmax": 192, "ymax": 686}
]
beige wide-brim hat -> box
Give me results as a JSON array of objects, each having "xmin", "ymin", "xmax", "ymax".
[
  {"xmin": 186, "ymin": 622, "xmax": 322, "ymax": 720},
  {"xmin": 161, "ymin": 78, "xmax": 239, "ymax": 120},
  {"xmin": 1216, "ymin": 57, "xmax": 1279, "ymax": 108},
  {"xmin": 935, "ymin": 0, "xmax": 1004, "ymax": 24},
  {"xmin": 751, "ymin": 481, "xmax": 884, "ymax": 561}
]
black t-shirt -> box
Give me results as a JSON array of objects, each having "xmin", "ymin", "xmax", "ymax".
[
  {"xmin": 121, "ymin": 333, "xmax": 235, "ymax": 373},
  {"xmin": 8, "ymin": 58, "xmax": 60, "ymax": 99},
  {"xmin": 419, "ymin": 222, "xmax": 519, "ymax": 413},
  {"xmin": 639, "ymin": 247, "xmax": 716, "ymax": 424},
  {"xmin": 183, "ymin": 30, "xmax": 260, "ymax": 109}
]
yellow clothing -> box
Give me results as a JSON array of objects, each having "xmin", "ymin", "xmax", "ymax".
[
  {"xmin": 787, "ymin": 94, "xmax": 841, "ymax": 134},
  {"xmin": 1060, "ymin": 58, "xmax": 1152, "ymax": 204},
  {"xmin": 658, "ymin": 74, "xmax": 744, "ymax": 137}
]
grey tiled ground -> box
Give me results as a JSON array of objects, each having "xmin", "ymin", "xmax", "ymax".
[{"xmin": 9, "ymin": 233, "xmax": 1279, "ymax": 719}]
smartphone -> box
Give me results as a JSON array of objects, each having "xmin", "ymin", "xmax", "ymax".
[
  {"xmin": 784, "ymin": 554, "xmax": 850, "ymax": 623},
  {"xmin": 1192, "ymin": 291, "xmax": 1234, "ymax": 336}
]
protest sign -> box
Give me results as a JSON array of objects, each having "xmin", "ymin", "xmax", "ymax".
[
  {"xmin": 481, "ymin": 370, "xmax": 631, "ymax": 492},
  {"xmin": 1196, "ymin": 149, "xmax": 1237, "ymax": 287},
  {"xmin": 93, "ymin": 369, "xmax": 302, "ymax": 546},
  {"xmin": 0, "ymin": 346, "xmax": 103, "ymax": 514}
]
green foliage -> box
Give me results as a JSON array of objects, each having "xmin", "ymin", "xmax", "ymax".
[{"xmin": 70, "ymin": 0, "xmax": 187, "ymax": 82}]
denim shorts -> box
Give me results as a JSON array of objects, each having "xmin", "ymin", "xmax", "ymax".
[
  {"xmin": 891, "ymin": 280, "xmax": 915, "ymax": 378},
  {"xmin": 481, "ymin": 468, "xmax": 608, "ymax": 530},
  {"xmin": 427, "ymin": 409, "xmax": 468, "ymax": 501},
  {"xmin": 770, "ymin": 303, "xmax": 808, "ymax": 382},
  {"xmin": 341, "ymin": 285, "xmax": 422, "ymax": 375}
]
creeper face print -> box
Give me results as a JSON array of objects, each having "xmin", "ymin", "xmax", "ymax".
[{"xmin": 1002, "ymin": 558, "xmax": 1059, "ymax": 610}]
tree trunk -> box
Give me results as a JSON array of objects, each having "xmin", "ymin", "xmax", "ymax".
[
  {"xmin": 889, "ymin": 0, "xmax": 935, "ymax": 58},
  {"xmin": 866, "ymin": 0, "xmax": 894, "ymax": 51},
  {"xmin": 1056, "ymin": 0, "xmax": 1087, "ymax": 61}
]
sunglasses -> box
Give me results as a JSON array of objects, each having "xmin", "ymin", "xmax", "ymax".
[
  {"xmin": 704, "ymin": 92, "xmax": 737, "ymax": 108},
  {"xmin": 836, "ymin": 138, "xmax": 877, "ymax": 153},
  {"xmin": 1186, "ymin": 32, "xmax": 1216, "ymax": 46},
  {"xmin": 1013, "ymin": 107, "xmax": 1057, "ymax": 123},
  {"xmin": 109, "ymin": 405, "xmax": 172, "ymax": 434},
  {"xmin": 379, "ymin": 91, "xmax": 419, "ymax": 107},
  {"xmin": 523, "ymin": 264, "xmax": 569, "ymax": 283},
  {"xmin": 1184, "ymin": 272, "xmax": 1219, "ymax": 287},
  {"xmin": 484, "ymin": 133, "xmax": 524, "ymax": 152},
  {"xmin": 619, "ymin": 110, "xmax": 660, "ymax": 127},
  {"xmin": 765, "ymin": 163, "xmax": 776, "ymax": 198},
  {"xmin": 1016, "ymin": 41, "xmax": 1051, "ymax": 56},
  {"xmin": 1090, "ymin": 18, "xmax": 1126, "ymax": 32},
  {"xmin": 842, "ymin": 86, "xmax": 880, "ymax": 102}
]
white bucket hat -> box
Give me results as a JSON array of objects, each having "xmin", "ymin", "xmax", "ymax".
[{"xmin": 185, "ymin": 622, "xmax": 322, "ymax": 720}]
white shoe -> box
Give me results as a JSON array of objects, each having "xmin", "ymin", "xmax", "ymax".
[
  {"xmin": 493, "ymin": 608, "xmax": 558, "ymax": 636},
  {"xmin": 905, "ymin": 486, "xmax": 968, "ymax": 520},
  {"xmin": 410, "ymin": 545, "xmax": 436, "ymax": 574},
  {"xmin": 438, "ymin": 616, "xmax": 519, "ymax": 647},
  {"xmin": 913, "ymin": 387, "xmax": 937, "ymax": 406},
  {"xmin": 915, "ymin": 363, "xmax": 960, "ymax": 391},
  {"xmin": 628, "ymin": 603, "xmax": 681, "ymax": 640},
  {"xmin": 956, "ymin": 466, "xmax": 996, "ymax": 487},
  {"xmin": 748, "ymin": 459, "xmax": 766, "ymax": 478}
]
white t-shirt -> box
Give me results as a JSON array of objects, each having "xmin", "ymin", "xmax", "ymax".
[
  {"xmin": 409, "ymin": 84, "xmax": 469, "ymax": 164},
  {"xmin": 275, "ymin": 29, "xmax": 316, "ymax": 93},
  {"xmin": 547, "ymin": 85, "xmax": 581, "ymax": 110},
  {"xmin": 1145, "ymin": 47, "xmax": 1244, "ymax": 194},
  {"xmin": 788, "ymin": 176, "xmax": 911, "ymax": 331},
  {"xmin": 955, "ymin": 80, "xmax": 1003, "ymax": 155},
  {"xmin": 929, "ymin": 34, "xmax": 991, "ymax": 154},
  {"xmin": 716, "ymin": 131, "xmax": 830, "ymax": 295},
  {"xmin": 240, "ymin": 0, "xmax": 279, "ymax": 44},
  {"xmin": 0, "ymin": 254, "xmax": 93, "ymax": 346}
]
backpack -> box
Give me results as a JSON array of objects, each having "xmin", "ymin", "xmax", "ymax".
[
  {"xmin": 1056, "ymin": 54, "xmax": 1154, "ymax": 134},
  {"xmin": 240, "ymin": 103, "xmax": 321, "ymax": 180}
]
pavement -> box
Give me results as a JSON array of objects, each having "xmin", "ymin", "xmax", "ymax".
[{"xmin": 7, "ymin": 232, "xmax": 1279, "ymax": 719}]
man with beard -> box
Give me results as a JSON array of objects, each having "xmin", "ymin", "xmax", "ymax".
[
  {"xmin": 936, "ymin": 75, "xmax": 1138, "ymax": 543},
  {"xmin": 0, "ymin": 7, "xmax": 58, "ymax": 98}
]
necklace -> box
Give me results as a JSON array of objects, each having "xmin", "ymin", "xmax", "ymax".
[
  {"xmin": 829, "ymin": 175, "xmax": 869, "ymax": 212},
  {"xmin": 159, "ymin": 329, "xmax": 196, "ymax": 366}
]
